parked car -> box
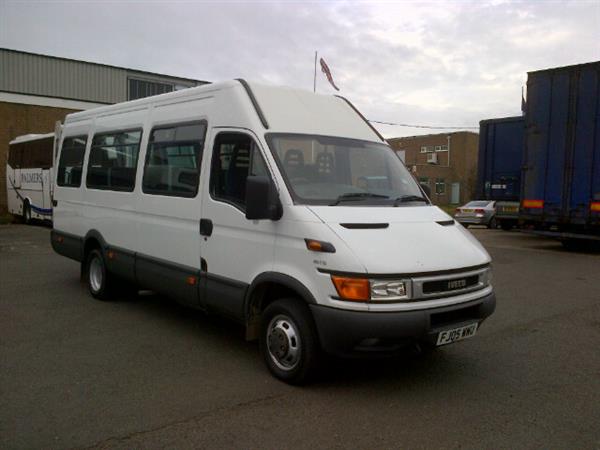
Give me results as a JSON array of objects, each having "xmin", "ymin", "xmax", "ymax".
[{"xmin": 455, "ymin": 200, "xmax": 497, "ymax": 228}]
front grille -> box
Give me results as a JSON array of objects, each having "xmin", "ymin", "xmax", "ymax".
[{"xmin": 422, "ymin": 275, "xmax": 479, "ymax": 295}]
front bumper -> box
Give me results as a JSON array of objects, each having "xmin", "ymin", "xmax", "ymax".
[{"xmin": 310, "ymin": 291, "xmax": 496, "ymax": 357}]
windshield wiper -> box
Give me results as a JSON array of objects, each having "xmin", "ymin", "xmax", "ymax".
[
  {"xmin": 393, "ymin": 195, "xmax": 429, "ymax": 206},
  {"xmin": 330, "ymin": 192, "xmax": 389, "ymax": 206}
]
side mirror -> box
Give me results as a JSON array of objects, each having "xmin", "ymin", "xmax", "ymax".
[
  {"xmin": 245, "ymin": 176, "xmax": 282, "ymax": 221},
  {"xmin": 421, "ymin": 184, "xmax": 431, "ymax": 198}
]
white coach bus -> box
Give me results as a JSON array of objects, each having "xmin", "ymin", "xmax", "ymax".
[
  {"xmin": 51, "ymin": 80, "xmax": 495, "ymax": 383},
  {"xmin": 6, "ymin": 133, "xmax": 56, "ymax": 223}
]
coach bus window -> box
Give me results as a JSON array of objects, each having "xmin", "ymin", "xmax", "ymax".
[
  {"xmin": 22, "ymin": 137, "xmax": 54, "ymax": 169},
  {"xmin": 7, "ymin": 146, "xmax": 22, "ymax": 169},
  {"xmin": 57, "ymin": 136, "xmax": 88, "ymax": 187},
  {"xmin": 86, "ymin": 130, "xmax": 142, "ymax": 191},
  {"xmin": 142, "ymin": 122, "xmax": 207, "ymax": 197}
]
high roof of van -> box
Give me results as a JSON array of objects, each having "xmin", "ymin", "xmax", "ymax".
[{"xmin": 63, "ymin": 80, "xmax": 384, "ymax": 144}]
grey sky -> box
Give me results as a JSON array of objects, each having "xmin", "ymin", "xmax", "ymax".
[{"xmin": 1, "ymin": 0, "xmax": 599, "ymax": 137}]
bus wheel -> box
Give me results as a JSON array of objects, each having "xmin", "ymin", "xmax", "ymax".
[
  {"xmin": 86, "ymin": 249, "xmax": 114, "ymax": 300},
  {"xmin": 22, "ymin": 202, "xmax": 32, "ymax": 224},
  {"xmin": 260, "ymin": 298, "xmax": 320, "ymax": 384}
]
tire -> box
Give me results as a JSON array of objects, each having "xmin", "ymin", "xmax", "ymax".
[
  {"xmin": 259, "ymin": 298, "xmax": 320, "ymax": 384},
  {"xmin": 561, "ymin": 239, "xmax": 600, "ymax": 252},
  {"xmin": 487, "ymin": 217, "xmax": 497, "ymax": 229},
  {"xmin": 462, "ymin": 223, "xmax": 469, "ymax": 228},
  {"xmin": 85, "ymin": 249, "xmax": 114, "ymax": 300},
  {"xmin": 22, "ymin": 201, "xmax": 32, "ymax": 225}
]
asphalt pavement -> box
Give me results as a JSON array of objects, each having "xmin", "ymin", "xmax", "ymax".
[{"xmin": 1, "ymin": 224, "xmax": 599, "ymax": 449}]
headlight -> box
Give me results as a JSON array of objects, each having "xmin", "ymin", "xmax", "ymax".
[
  {"xmin": 370, "ymin": 279, "xmax": 411, "ymax": 302},
  {"xmin": 480, "ymin": 267, "xmax": 493, "ymax": 286},
  {"xmin": 330, "ymin": 276, "xmax": 412, "ymax": 302}
]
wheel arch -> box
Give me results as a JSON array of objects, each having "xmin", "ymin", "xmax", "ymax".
[
  {"xmin": 244, "ymin": 272, "xmax": 317, "ymax": 341},
  {"xmin": 82, "ymin": 230, "xmax": 108, "ymax": 264}
]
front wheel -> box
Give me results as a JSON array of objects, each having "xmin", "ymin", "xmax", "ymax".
[
  {"xmin": 22, "ymin": 202, "xmax": 32, "ymax": 224},
  {"xmin": 260, "ymin": 298, "xmax": 320, "ymax": 384}
]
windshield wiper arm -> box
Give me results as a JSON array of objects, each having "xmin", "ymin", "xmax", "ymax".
[
  {"xmin": 330, "ymin": 193, "xmax": 389, "ymax": 206},
  {"xmin": 393, "ymin": 195, "xmax": 429, "ymax": 206}
]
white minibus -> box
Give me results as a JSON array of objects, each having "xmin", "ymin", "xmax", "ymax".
[
  {"xmin": 6, "ymin": 133, "xmax": 55, "ymax": 223},
  {"xmin": 52, "ymin": 80, "xmax": 495, "ymax": 383}
]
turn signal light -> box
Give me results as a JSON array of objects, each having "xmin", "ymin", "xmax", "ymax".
[
  {"xmin": 331, "ymin": 276, "xmax": 370, "ymax": 302},
  {"xmin": 305, "ymin": 239, "xmax": 336, "ymax": 253}
]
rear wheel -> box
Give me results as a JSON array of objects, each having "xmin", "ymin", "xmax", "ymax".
[
  {"xmin": 487, "ymin": 217, "xmax": 497, "ymax": 229},
  {"xmin": 86, "ymin": 249, "xmax": 114, "ymax": 300},
  {"xmin": 260, "ymin": 298, "xmax": 320, "ymax": 384}
]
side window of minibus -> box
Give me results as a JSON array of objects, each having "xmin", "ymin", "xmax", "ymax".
[
  {"xmin": 57, "ymin": 136, "xmax": 88, "ymax": 187},
  {"xmin": 142, "ymin": 122, "xmax": 207, "ymax": 197},
  {"xmin": 210, "ymin": 133, "xmax": 268, "ymax": 209},
  {"xmin": 86, "ymin": 130, "xmax": 141, "ymax": 191}
]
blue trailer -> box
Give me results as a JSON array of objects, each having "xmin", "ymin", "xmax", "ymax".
[
  {"xmin": 520, "ymin": 61, "xmax": 600, "ymax": 247},
  {"xmin": 477, "ymin": 116, "xmax": 525, "ymax": 230}
]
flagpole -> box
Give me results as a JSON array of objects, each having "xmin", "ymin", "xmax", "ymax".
[{"xmin": 313, "ymin": 51, "xmax": 317, "ymax": 92}]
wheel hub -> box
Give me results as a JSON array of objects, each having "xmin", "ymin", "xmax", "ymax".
[
  {"xmin": 89, "ymin": 257, "xmax": 103, "ymax": 293},
  {"xmin": 266, "ymin": 315, "xmax": 300, "ymax": 371}
]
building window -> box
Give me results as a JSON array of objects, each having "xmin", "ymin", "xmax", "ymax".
[
  {"xmin": 435, "ymin": 178, "xmax": 446, "ymax": 195},
  {"xmin": 86, "ymin": 130, "xmax": 142, "ymax": 191},
  {"xmin": 439, "ymin": 144, "xmax": 448, "ymax": 151},
  {"xmin": 142, "ymin": 122, "xmax": 207, "ymax": 197},
  {"xmin": 420, "ymin": 146, "xmax": 427, "ymax": 153},
  {"xmin": 418, "ymin": 176, "xmax": 429, "ymax": 188},
  {"xmin": 128, "ymin": 78, "xmax": 174, "ymax": 100},
  {"xmin": 435, "ymin": 145, "xmax": 441, "ymax": 151},
  {"xmin": 57, "ymin": 136, "xmax": 88, "ymax": 187}
]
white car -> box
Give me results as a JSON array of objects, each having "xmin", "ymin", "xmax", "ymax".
[
  {"xmin": 455, "ymin": 200, "xmax": 497, "ymax": 228},
  {"xmin": 51, "ymin": 80, "xmax": 496, "ymax": 383}
]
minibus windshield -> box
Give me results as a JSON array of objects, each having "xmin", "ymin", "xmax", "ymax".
[{"xmin": 266, "ymin": 134, "xmax": 427, "ymax": 206}]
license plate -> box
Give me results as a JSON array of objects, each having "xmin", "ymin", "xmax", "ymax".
[
  {"xmin": 436, "ymin": 323, "xmax": 478, "ymax": 346},
  {"xmin": 503, "ymin": 206, "xmax": 518, "ymax": 212},
  {"xmin": 462, "ymin": 208, "xmax": 473, "ymax": 213}
]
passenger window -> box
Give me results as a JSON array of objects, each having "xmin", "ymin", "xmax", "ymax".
[
  {"xmin": 7, "ymin": 146, "xmax": 22, "ymax": 169},
  {"xmin": 210, "ymin": 133, "xmax": 268, "ymax": 209},
  {"xmin": 57, "ymin": 136, "xmax": 88, "ymax": 187},
  {"xmin": 86, "ymin": 130, "xmax": 141, "ymax": 191},
  {"xmin": 142, "ymin": 122, "xmax": 207, "ymax": 197}
]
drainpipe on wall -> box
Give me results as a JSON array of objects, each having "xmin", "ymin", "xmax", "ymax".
[{"xmin": 447, "ymin": 134, "xmax": 451, "ymax": 167}]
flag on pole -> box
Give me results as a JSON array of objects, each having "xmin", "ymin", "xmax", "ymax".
[{"xmin": 319, "ymin": 57, "xmax": 339, "ymax": 91}]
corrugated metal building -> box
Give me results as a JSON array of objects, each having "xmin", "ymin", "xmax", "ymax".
[{"xmin": 1, "ymin": 48, "xmax": 209, "ymax": 213}]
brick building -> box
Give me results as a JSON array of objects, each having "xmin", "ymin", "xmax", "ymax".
[
  {"xmin": 0, "ymin": 48, "xmax": 208, "ymax": 213},
  {"xmin": 387, "ymin": 131, "xmax": 479, "ymax": 206}
]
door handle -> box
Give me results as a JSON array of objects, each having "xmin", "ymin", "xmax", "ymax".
[{"xmin": 200, "ymin": 218, "xmax": 213, "ymax": 237}]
